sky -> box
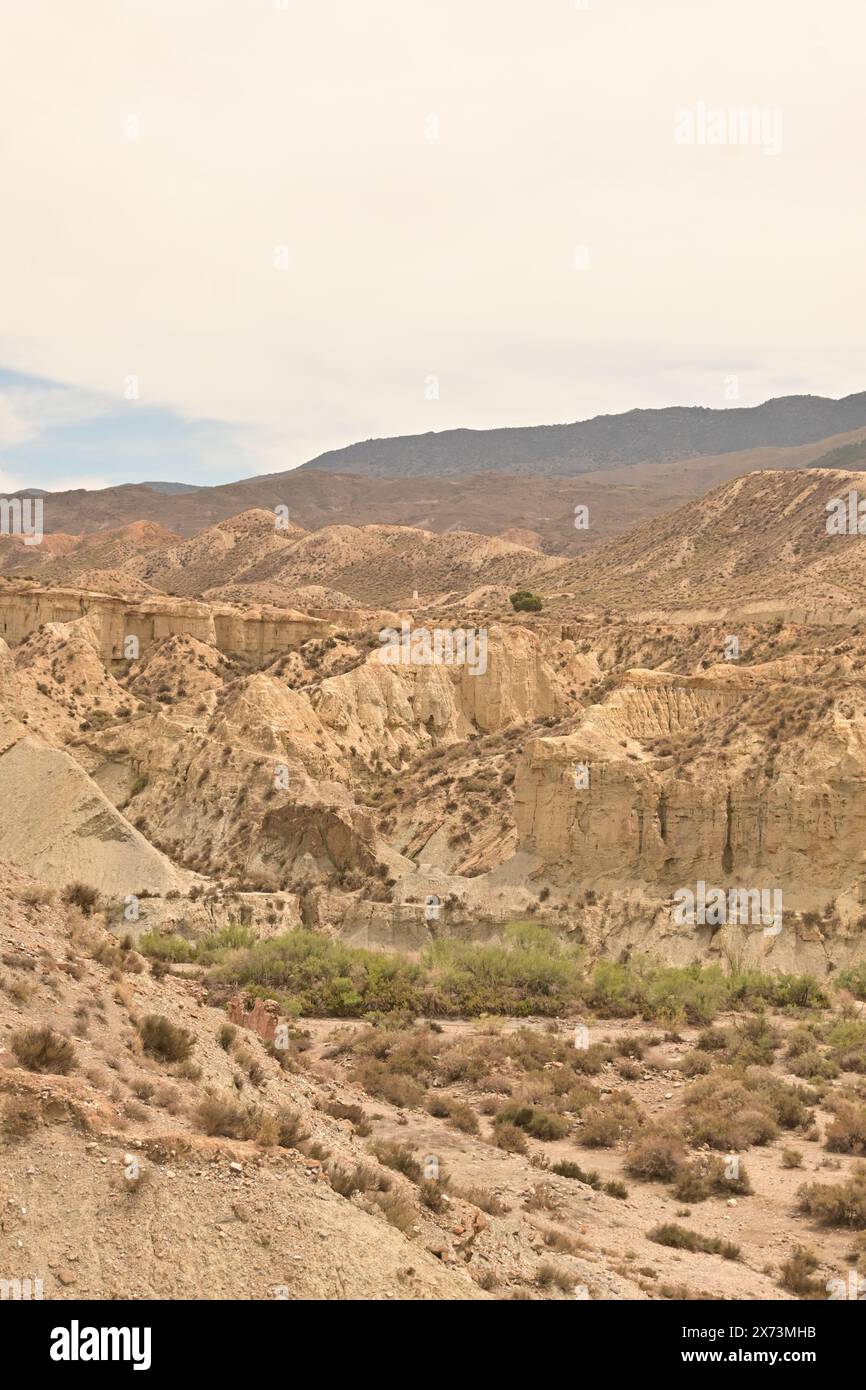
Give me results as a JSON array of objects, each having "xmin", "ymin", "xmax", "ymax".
[{"xmin": 1, "ymin": 0, "xmax": 865, "ymax": 492}]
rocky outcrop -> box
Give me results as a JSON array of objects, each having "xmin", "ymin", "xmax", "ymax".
[
  {"xmin": 0, "ymin": 587, "xmax": 332, "ymax": 665},
  {"xmin": 512, "ymin": 666, "xmax": 866, "ymax": 914}
]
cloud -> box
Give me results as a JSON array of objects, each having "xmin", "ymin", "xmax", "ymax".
[{"xmin": 0, "ymin": 0, "xmax": 865, "ymax": 488}]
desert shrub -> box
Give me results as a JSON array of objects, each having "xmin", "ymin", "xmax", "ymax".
[
  {"xmin": 63, "ymin": 882, "xmax": 99, "ymax": 916},
  {"xmin": 195, "ymin": 1094, "xmax": 253, "ymax": 1138},
  {"xmin": 375, "ymin": 1191, "xmax": 415, "ymax": 1231},
  {"xmin": 328, "ymin": 1163, "xmax": 391, "ymax": 1198},
  {"xmin": 493, "ymin": 1103, "xmax": 568, "ymax": 1142},
  {"xmin": 723, "ymin": 1015, "xmax": 780, "ymax": 1067},
  {"xmin": 426, "ymin": 1095, "xmax": 479, "ymax": 1134},
  {"xmin": 639, "ymin": 964, "xmax": 731, "ymax": 1026},
  {"xmin": 824, "ymin": 1101, "xmax": 866, "ymax": 1155},
  {"xmin": 695, "ymin": 1026, "xmax": 728, "ymax": 1052},
  {"xmin": 535, "ymin": 1261, "xmax": 573, "ymax": 1291},
  {"xmin": 550, "ymin": 1160, "xmax": 602, "ymax": 1188},
  {"xmin": 320, "ymin": 1099, "xmax": 371, "ymax": 1135},
  {"xmin": 137, "ymin": 1014, "xmax": 194, "ymax": 1063},
  {"xmin": 624, "ymin": 1130, "xmax": 686, "ymax": 1182},
  {"xmin": 10, "ymin": 1027, "xmax": 76, "ymax": 1074},
  {"xmin": 493, "ymin": 1122, "xmax": 528, "ymax": 1153},
  {"xmin": 510, "ymin": 590, "xmax": 543, "ymax": 613},
  {"xmin": 579, "ymin": 1093, "xmax": 644, "ymax": 1148},
  {"xmin": 583, "ymin": 958, "xmax": 759, "ymax": 1026},
  {"xmin": 21, "ymin": 885, "xmax": 55, "ymax": 907},
  {"xmin": 419, "ymin": 1175, "xmax": 449, "ymax": 1211},
  {"xmin": 789, "ymin": 1049, "xmax": 838, "ymax": 1080},
  {"xmin": 455, "ymin": 1186, "xmax": 509, "ymax": 1215},
  {"xmin": 825, "ymin": 1017, "xmax": 866, "ymax": 1072},
  {"xmin": 782, "ymin": 1148, "xmax": 804, "ymax": 1169},
  {"xmin": 778, "ymin": 1246, "xmax": 824, "ymax": 1298},
  {"xmin": 679, "ymin": 1050, "xmax": 713, "ymax": 1076},
  {"xmin": 195, "ymin": 925, "xmax": 257, "ymax": 964},
  {"xmin": 369, "ymin": 1139, "xmax": 422, "ymax": 1181},
  {"xmin": 2, "ymin": 1094, "xmax": 39, "ymax": 1138},
  {"xmin": 672, "ymin": 1155, "xmax": 752, "ymax": 1203},
  {"xmin": 234, "ymin": 1046, "xmax": 265, "ymax": 1086},
  {"xmin": 604, "ymin": 1178, "xmax": 629, "ymax": 1199},
  {"xmin": 208, "ymin": 924, "xmax": 585, "ymax": 1018},
  {"xmin": 274, "ymin": 1106, "xmax": 308, "ymax": 1149},
  {"xmin": 649, "ymin": 1223, "xmax": 740, "ymax": 1260},
  {"xmin": 352, "ymin": 1060, "xmax": 425, "ymax": 1109},
  {"xmin": 837, "ymin": 963, "xmax": 866, "ymax": 1000},
  {"xmin": 138, "ymin": 932, "xmax": 196, "ymax": 963},
  {"xmin": 682, "ymin": 1068, "xmax": 809, "ymax": 1150},
  {"xmin": 218, "ymin": 1023, "xmax": 237, "ymax": 1050},
  {"xmin": 798, "ymin": 1167, "xmax": 866, "ymax": 1227},
  {"xmin": 541, "ymin": 1225, "xmax": 584, "ymax": 1253}
]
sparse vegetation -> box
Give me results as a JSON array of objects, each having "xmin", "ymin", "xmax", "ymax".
[{"xmin": 10, "ymin": 1026, "xmax": 76, "ymax": 1074}]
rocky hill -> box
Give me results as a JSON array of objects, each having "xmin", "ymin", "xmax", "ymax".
[{"xmin": 297, "ymin": 393, "xmax": 866, "ymax": 478}]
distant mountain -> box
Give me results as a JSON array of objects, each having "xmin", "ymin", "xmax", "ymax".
[
  {"xmin": 297, "ymin": 392, "xmax": 866, "ymax": 478},
  {"xmin": 546, "ymin": 466, "xmax": 866, "ymax": 619},
  {"xmin": 138, "ymin": 481, "xmax": 202, "ymax": 494}
]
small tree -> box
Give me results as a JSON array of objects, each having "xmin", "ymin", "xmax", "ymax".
[{"xmin": 510, "ymin": 589, "xmax": 543, "ymax": 613}]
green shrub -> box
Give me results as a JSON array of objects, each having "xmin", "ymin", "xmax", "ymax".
[
  {"xmin": 509, "ymin": 590, "xmax": 543, "ymax": 613},
  {"xmin": 493, "ymin": 1103, "xmax": 568, "ymax": 1141},
  {"xmin": 837, "ymin": 963, "xmax": 866, "ymax": 1000},
  {"xmin": 649, "ymin": 1223, "xmax": 740, "ymax": 1259},
  {"xmin": 550, "ymin": 1160, "xmax": 602, "ymax": 1188},
  {"xmin": 138, "ymin": 932, "xmax": 195, "ymax": 963}
]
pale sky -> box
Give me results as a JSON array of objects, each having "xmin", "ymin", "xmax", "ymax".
[{"xmin": 1, "ymin": 0, "xmax": 865, "ymax": 490}]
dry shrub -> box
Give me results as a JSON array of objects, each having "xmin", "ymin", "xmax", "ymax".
[
  {"xmin": 11, "ymin": 1027, "xmax": 76, "ymax": 1074},
  {"xmin": 352, "ymin": 1060, "xmax": 425, "ymax": 1109},
  {"xmin": 455, "ymin": 1185, "xmax": 509, "ymax": 1215},
  {"xmin": 779, "ymin": 1246, "xmax": 823, "ymax": 1298},
  {"xmin": 542, "ymin": 1226, "xmax": 586, "ymax": 1255},
  {"xmin": 375, "ymin": 1191, "xmax": 416, "ymax": 1232},
  {"xmin": 328, "ymin": 1163, "xmax": 391, "ymax": 1198},
  {"xmin": 2, "ymin": 1094, "xmax": 40, "ymax": 1139},
  {"xmin": 493, "ymin": 1122, "xmax": 528, "ymax": 1154},
  {"xmin": 536, "ymin": 1261, "xmax": 574, "ymax": 1292},
  {"xmin": 275, "ymin": 1106, "xmax": 308, "ymax": 1149},
  {"xmin": 624, "ymin": 1130, "xmax": 686, "ymax": 1182},
  {"xmin": 673, "ymin": 1155, "xmax": 752, "ymax": 1203},
  {"xmin": 798, "ymin": 1166, "xmax": 866, "ymax": 1227},
  {"xmin": 63, "ymin": 882, "xmax": 99, "ymax": 915},
  {"xmin": 825, "ymin": 1102, "xmax": 866, "ymax": 1155},
  {"xmin": 195, "ymin": 1094, "xmax": 251, "ymax": 1138},
  {"xmin": 580, "ymin": 1094, "xmax": 644, "ymax": 1148},
  {"xmin": 137, "ymin": 1014, "xmax": 194, "ymax": 1064},
  {"xmin": 369, "ymin": 1139, "xmax": 421, "ymax": 1181}
]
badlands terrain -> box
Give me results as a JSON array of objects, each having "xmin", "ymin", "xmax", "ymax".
[{"xmin": 3, "ymin": 455, "xmax": 866, "ymax": 1300}]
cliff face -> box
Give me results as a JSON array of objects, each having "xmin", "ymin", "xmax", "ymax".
[
  {"xmin": 513, "ymin": 667, "xmax": 866, "ymax": 914},
  {"xmin": 0, "ymin": 587, "xmax": 332, "ymax": 664}
]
